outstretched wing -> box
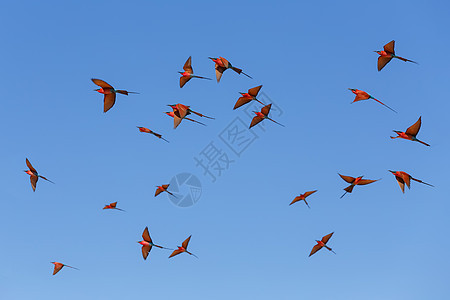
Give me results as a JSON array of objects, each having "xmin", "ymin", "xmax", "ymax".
[
  {"xmin": 378, "ymin": 56, "xmax": 392, "ymax": 71},
  {"xmin": 234, "ymin": 97, "xmax": 252, "ymax": 109},
  {"xmin": 339, "ymin": 174, "xmax": 355, "ymax": 184},
  {"xmin": 261, "ymin": 104, "xmax": 272, "ymax": 116},
  {"xmin": 289, "ymin": 196, "xmax": 302, "ymax": 206},
  {"xmin": 309, "ymin": 244, "xmax": 323, "ymax": 257},
  {"xmin": 383, "ymin": 40, "xmax": 395, "ymax": 55},
  {"xmin": 395, "ymin": 176, "xmax": 406, "ymax": 193},
  {"xmin": 183, "ymin": 56, "xmax": 193, "ymax": 74},
  {"xmin": 249, "ymin": 116, "xmax": 264, "ymax": 129},
  {"xmin": 53, "ymin": 264, "xmax": 63, "ymax": 275},
  {"xmin": 142, "ymin": 227, "xmax": 152, "ymax": 243},
  {"xmin": 155, "ymin": 187, "xmax": 164, "ymax": 196},
  {"xmin": 169, "ymin": 249, "xmax": 184, "ymax": 258},
  {"xmin": 91, "ymin": 78, "xmax": 113, "ymax": 88},
  {"xmin": 30, "ymin": 175, "xmax": 38, "ymax": 192},
  {"xmin": 26, "ymin": 158, "xmax": 37, "ymax": 173},
  {"xmin": 142, "ymin": 245, "xmax": 152, "ymax": 260},
  {"xmin": 180, "ymin": 76, "xmax": 191, "ymax": 88},
  {"xmin": 405, "ymin": 117, "xmax": 422, "ymax": 136},
  {"xmin": 321, "ymin": 232, "xmax": 334, "ymax": 244},
  {"xmin": 215, "ymin": 65, "xmax": 226, "ymax": 82},
  {"xmin": 182, "ymin": 236, "xmax": 192, "ymax": 249},
  {"xmin": 248, "ymin": 85, "xmax": 262, "ymax": 97},
  {"xmin": 357, "ymin": 179, "xmax": 378, "ymax": 185},
  {"xmin": 303, "ymin": 190, "xmax": 318, "ymax": 198},
  {"xmin": 103, "ymin": 93, "xmax": 116, "ymax": 113}
]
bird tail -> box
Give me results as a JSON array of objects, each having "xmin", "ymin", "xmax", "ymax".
[
  {"xmin": 341, "ymin": 185, "xmax": 354, "ymax": 198},
  {"xmin": 416, "ymin": 139, "xmax": 430, "ymax": 147},
  {"xmin": 325, "ymin": 246, "xmax": 336, "ymax": 254},
  {"xmin": 267, "ymin": 117, "xmax": 285, "ymax": 127},
  {"xmin": 411, "ymin": 177, "xmax": 434, "ymax": 187},
  {"xmin": 116, "ymin": 90, "xmax": 139, "ymax": 95},
  {"xmin": 395, "ymin": 56, "xmax": 418, "ymax": 64},
  {"xmin": 185, "ymin": 117, "xmax": 207, "ymax": 126},
  {"xmin": 231, "ymin": 66, "xmax": 242, "ymax": 74}
]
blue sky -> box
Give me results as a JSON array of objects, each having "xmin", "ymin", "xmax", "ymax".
[{"xmin": 1, "ymin": 1, "xmax": 449, "ymax": 299}]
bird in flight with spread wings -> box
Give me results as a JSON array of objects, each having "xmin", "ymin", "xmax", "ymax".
[
  {"xmin": 374, "ymin": 40, "xmax": 417, "ymax": 71},
  {"xmin": 179, "ymin": 56, "xmax": 211, "ymax": 88},
  {"xmin": 91, "ymin": 78, "xmax": 138, "ymax": 113},
  {"xmin": 309, "ymin": 232, "xmax": 336, "ymax": 257},
  {"xmin": 391, "ymin": 116, "xmax": 430, "ymax": 146}
]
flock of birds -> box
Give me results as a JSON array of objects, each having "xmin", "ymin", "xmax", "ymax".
[{"xmin": 23, "ymin": 40, "xmax": 433, "ymax": 275}]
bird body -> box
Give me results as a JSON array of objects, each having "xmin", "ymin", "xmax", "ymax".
[
  {"xmin": 137, "ymin": 126, "xmax": 169, "ymax": 142},
  {"xmin": 348, "ymin": 88, "xmax": 397, "ymax": 113},
  {"xmin": 388, "ymin": 170, "xmax": 434, "ymax": 193},
  {"xmin": 375, "ymin": 40, "xmax": 417, "ymax": 71},
  {"xmin": 234, "ymin": 85, "xmax": 264, "ymax": 109},
  {"xmin": 249, "ymin": 104, "xmax": 284, "ymax": 128},
  {"xmin": 208, "ymin": 56, "xmax": 252, "ymax": 82},
  {"xmin": 309, "ymin": 232, "xmax": 336, "ymax": 257},
  {"xmin": 391, "ymin": 116, "xmax": 430, "ymax": 146},
  {"xmin": 138, "ymin": 227, "xmax": 172, "ymax": 260},
  {"xmin": 168, "ymin": 104, "xmax": 214, "ymax": 129},
  {"xmin": 51, "ymin": 262, "xmax": 79, "ymax": 275},
  {"xmin": 290, "ymin": 190, "xmax": 317, "ymax": 208},
  {"xmin": 339, "ymin": 174, "xmax": 378, "ymax": 198},
  {"xmin": 103, "ymin": 202, "xmax": 125, "ymax": 211},
  {"xmin": 91, "ymin": 78, "xmax": 138, "ymax": 113},
  {"xmin": 24, "ymin": 158, "xmax": 54, "ymax": 192},
  {"xmin": 179, "ymin": 56, "xmax": 211, "ymax": 88},
  {"xmin": 169, "ymin": 235, "xmax": 198, "ymax": 258},
  {"xmin": 155, "ymin": 184, "xmax": 174, "ymax": 197}
]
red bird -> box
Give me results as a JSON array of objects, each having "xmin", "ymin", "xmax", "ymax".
[
  {"xmin": 24, "ymin": 158, "xmax": 54, "ymax": 192},
  {"xmin": 168, "ymin": 104, "xmax": 214, "ymax": 129},
  {"xmin": 169, "ymin": 235, "xmax": 198, "ymax": 258},
  {"xmin": 309, "ymin": 232, "xmax": 336, "ymax": 257},
  {"xmin": 289, "ymin": 190, "xmax": 317, "ymax": 208},
  {"xmin": 164, "ymin": 111, "xmax": 206, "ymax": 127},
  {"xmin": 388, "ymin": 170, "xmax": 434, "ymax": 193},
  {"xmin": 348, "ymin": 88, "xmax": 397, "ymax": 113},
  {"xmin": 249, "ymin": 104, "xmax": 284, "ymax": 129},
  {"xmin": 137, "ymin": 126, "xmax": 169, "ymax": 143},
  {"xmin": 339, "ymin": 174, "xmax": 378, "ymax": 198},
  {"xmin": 208, "ymin": 57, "xmax": 252, "ymax": 82},
  {"xmin": 234, "ymin": 85, "xmax": 264, "ymax": 109},
  {"xmin": 391, "ymin": 116, "xmax": 430, "ymax": 146},
  {"xmin": 179, "ymin": 56, "xmax": 211, "ymax": 88},
  {"xmin": 374, "ymin": 40, "xmax": 417, "ymax": 71},
  {"xmin": 91, "ymin": 78, "xmax": 138, "ymax": 113},
  {"xmin": 155, "ymin": 184, "xmax": 175, "ymax": 197},
  {"xmin": 103, "ymin": 202, "xmax": 125, "ymax": 211},
  {"xmin": 137, "ymin": 227, "xmax": 172, "ymax": 260},
  {"xmin": 51, "ymin": 262, "xmax": 79, "ymax": 275}
]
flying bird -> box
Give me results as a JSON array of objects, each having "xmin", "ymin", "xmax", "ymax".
[
  {"xmin": 208, "ymin": 56, "xmax": 252, "ymax": 82},
  {"xmin": 249, "ymin": 104, "xmax": 284, "ymax": 129},
  {"xmin": 164, "ymin": 111, "xmax": 206, "ymax": 127},
  {"xmin": 51, "ymin": 262, "xmax": 79, "ymax": 275},
  {"xmin": 137, "ymin": 126, "xmax": 169, "ymax": 143},
  {"xmin": 234, "ymin": 85, "xmax": 264, "ymax": 109},
  {"xmin": 391, "ymin": 116, "xmax": 430, "ymax": 146},
  {"xmin": 374, "ymin": 40, "xmax": 417, "ymax": 71},
  {"xmin": 348, "ymin": 88, "xmax": 397, "ymax": 113},
  {"xmin": 103, "ymin": 202, "xmax": 125, "ymax": 211},
  {"xmin": 91, "ymin": 78, "xmax": 138, "ymax": 113},
  {"xmin": 309, "ymin": 232, "xmax": 336, "ymax": 257},
  {"xmin": 169, "ymin": 235, "xmax": 198, "ymax": 258},
  {"xmin": 339, "ymin": 174, "xmax": 378, "ymax": 198},
  {"xmin": 24, "ymin": 158, "xmax": 54, "ymax": 192},
  {"xmin": 155, "ymin": 184, "xmax": 175, "ymax": 197},
  {"xmin": 168, "ymin": 104, "xmax": 214, "ymax": 129},
  {"xmin": 289, "ymin": 190, "xmax": 317, "ymax": 208},
  {"xmin": 388, "ymin": 170, "xmax": 434, "ymax": 193},
  {"xmin": 137, "ymin": 227, "xmax": 172, "ymax": 260},
  {"xmin": 179, "ymin": 56, "xmax": 211, "ymax": 88}
]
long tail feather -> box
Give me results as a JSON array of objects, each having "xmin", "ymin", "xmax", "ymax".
[
  {"xmin": 193, "ymin": 75, "xmax": 212, "ymax": 80},
  {"xmin": 371, "ymin": 97, "xmax": 397, "ymax": 113},
  {"xmin": 267, "ymin": 118, "xmax": 285, "ymax": 127},
  {"xmin": 411, "ymin": 177, "xmax": 434, "ymax": 187},
  {"xmin": 395, "ymin": 56, "xmax": 418, "ymax": 64},
  {"xmin": 416, "ymin": 139, "xmax": 430, "ymax": 147}
]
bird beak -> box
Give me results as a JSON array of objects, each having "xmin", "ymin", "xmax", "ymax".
[
  {"xmin": 93, "ymin": 89, "xmax": 99, "ymax": 91},
  {"xmin": 388, "ymin": 170, "xmax": 394, "ymax": 173},
  {"xmin": 178, "ymin": 72, "xmax": 183, "ymax": 74}
]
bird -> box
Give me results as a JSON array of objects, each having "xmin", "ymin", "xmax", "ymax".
[
  {"xmin": 103, "ymin": 202, "xmax": 125, "ymax": 211},
  {"xmin": 91, "ymin": 78, "xmax": 138, "ymax": 113},
  {"xmin": 208, "ymin": 57, "xmax": 252, "ymax": 82},
  {"xmin": 155, "ymin": 184, "xmax": 175, "ymax": 197},
  {"xmin": 289, "ymin": 190, "xmax": 317, "ymax": 208},
  {"xmin": 137, "ymin": 126, "xmax": 169, "ymax": 143},
  {"xmin": 309, "ymin": 232, "xmax": 336, "ymax": 257},
  {"xmin": 339, "ymin": 174, "xmax": 378, "ymax": 198},
  {"xmin": 348, "ymin": 88, "xmax": 397, "ymax": 113},
  {"xmin": 51, "ymin": 262, "xmax": 79, "ymax": 275},
  {"xmin": 167, "ymin": 104, "xmax": 214, "ymax": 129},
  {"xmin": 234, "ymin": 85, "xmax": 264, "ymax": 109},
  {"xmin": 169, "ymin": 235, "xmax": 198, "ymax": 258},
  {"xmin": 137, "ymin": 227, "xmax": 172, "ymax": 260},
  {"xmin": 391, "ymin": 116, "xmax": 430, "ymax": 146},
  {"xmin": 249, "ymin": 104, "xmax": 284, "ymax": 129},
  {"xmin": 374, "ymin": 40, "xmax": 417, "ymax": 71},
  {"xmin": 164, "ymin": 111, "xmax": 206, "ymax": 127},
  {"xmin": 388, "ymin": 170, "xmax": 434, "ymax": 193},
  {"xmin": 24, "ymin": 158, "xmax": 54, "ymax": 192},
  {"xmin": 179, "ymin": 56, "xmax": 211, "ymax": 88}
]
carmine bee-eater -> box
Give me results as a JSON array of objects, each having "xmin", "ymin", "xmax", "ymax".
[
  {"xmin": 137, "ymin": 126, "xmax": 169, "ymax": 143},
  {"xmin": 137, "ymin": 227, "xmax": 172, "ymax": 260},
  {"xmin": 91, "ymin": 78, "xmax": 139, "ymax": 113},
  {"xmin": 348, "ymin": 88, "xmax": 397, "ymax": 113},
  {"xmin": 179, "ymin": 56, "xmax": 212, "ymax": 88},
  {"xmin": 391, "ymin": 116, "xmax": 430, "ymax": 146},
  {"xmin": 51, "ymin": 262, "xmax": 79, "ymax": 275},
  {"xmin": 309, "ymin": 232, "xmax": 336, "ymax": 257},
  {"xmin": 103, "ymin": 202, "xmax": 125, "ymax": 211},
  {"xmin": 374, "ymin": 40, "xmax": 417, "ymax": 71},
  {"xmin": 169, "ymin": 235, "xmax": 198, "ymax": 258},
  {"xmin": 388, "ymin": 170, "xmax": 434, "ymax": 193},
  {"xmin": 24, "ymin": 158, "xmax": 54, "ymax": 192},
  {"xmin": 168, "ymin": 104, "xmax": 214, "ymax": 129},
  {"xmin": 289, "ymin": 190, "xmax": 317, "ymax": 208},
  {"xmin": 249, "ymin": 104, "xmax": 284, "ymax": 129},
  {"xmin": 208, "ymin": 57, "xmax": 252, "ymax": 82},
  {"xmin": 164, "ymin": 111, "xmax": 206, "ymax": 127},
  {"xmin": 339, "ymin": 174, "xmax": 378, "ymax": 198},
  {"xmin": 155, "ymin": 184, "xmax": 175, "ymax": 197},
  {"xmin": 234, "ymin": 85, "xmax": 264, "ymax": 109}
]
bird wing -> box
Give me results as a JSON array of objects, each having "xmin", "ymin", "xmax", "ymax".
[
  {"xmin": 248, "ymin": 85, "xmax": 263, "ymax": 97},
  {"xmin": 219, "ymin": 57, "xmax": 230, "ymax": 67},
  {"xmin": 169, "ymin": 249, "xmax": 184, "ymax": 258},
  {"xmin": 175, "ymin": 104, "xmax": 189, "ymax": 119},
  {"xmin": 162, "ymin": 184, "xmax": 170, "ymax": 189},
  {"xmin": 303, "ymin": 190, "xmax": 318, "ymax": 198},
  {"xmin": 142, "ymin": 227, "xmax": 152, "ymax": 243},
  {"xmin": 383, "ymin": 40, "xmax": 395, "ymax": 55},
  {"xmin": 182, "ymin": 236, "xmax": 192, "ymax": 249},
  {"xmin": 26, "ymin": 158, "xmax": 37, "ymax": 173},
  {"xmin": 215, "ymin": 65, "xmax": 226, "ymax": 82},
  {"xmin": 353, "ymin": 92, "xmax": 370, "ymax": 102},
  {"xmin": 261, "ymin": 104, "xmax": 272, "ymax": 116},
  {"xmin": 309, "ymin": 244, "xmax": 323, "ymax": 257},
  {"xmin": 377, "ymin": 56, "xmax": 392, "ymax": 71},
  {"xmin": 30, "ymin": 175, "xmax": 38, "ymax": 192},
  {"xmin": 155, "ymin": 188, "xmax": 163, "ymax": 196},
  {"xmin": 53, "ymin": 264, "xmax": 63, "ymax": 275},
  {"xmin": 400, "ymin": 173, "xmax": 411, "ymax": 189},
  {"xmin": 321, "ymin": 232, "xmax": 334, "ymax": 244},
  {"xmin": 103, "ymin": 93, "xmax": 116, "ymax": 113},
  {"xmin": 110, "ymin": 202, "xmax": 117, "ymax": 208},
  {"xmin": 395, "ymin": 176, "xmax": 406, "ymax": 193},
  {"xmin": 173, "ymin": 115, "xmax": 183, "ymax": 129},
  {"xmin": 405, "ymin": 117, "xmax": 422, "ymax": 136},
  {"xmin": 234, "ymin": 97, "xmax": 252, "ymax": 110},
  {"xmin": 183, "ymin": 56, "xmax": 193, "ymax": 74},
  {"xmin": 289, "ymin": 196, "xmax": 301, "ymax": 205},
  {"xmin": 357, "ymin": 179, "xmax": 378, "ymax": 185},
  {"xmin": 339, "ymin": 174, "xmax": 355, "ymax": 184},
  {"xmin": 180, "ymin": 76, "xmax": 191, "ymax": 88},
  {"xmin": 142, "ymin": 245, "xmax": 152, "ymax": 260},
  {"xmin": 91, "ymin": 78, "xmax": 113, "ymax": 88},
  {"xmin": 249, "ymin": 116, "xmax": 264, "ymax": 128}
]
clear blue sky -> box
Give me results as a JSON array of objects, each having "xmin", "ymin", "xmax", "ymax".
[{"xmin": 1, "ymin": 1, "xmax": 449, "ymax": 299}]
